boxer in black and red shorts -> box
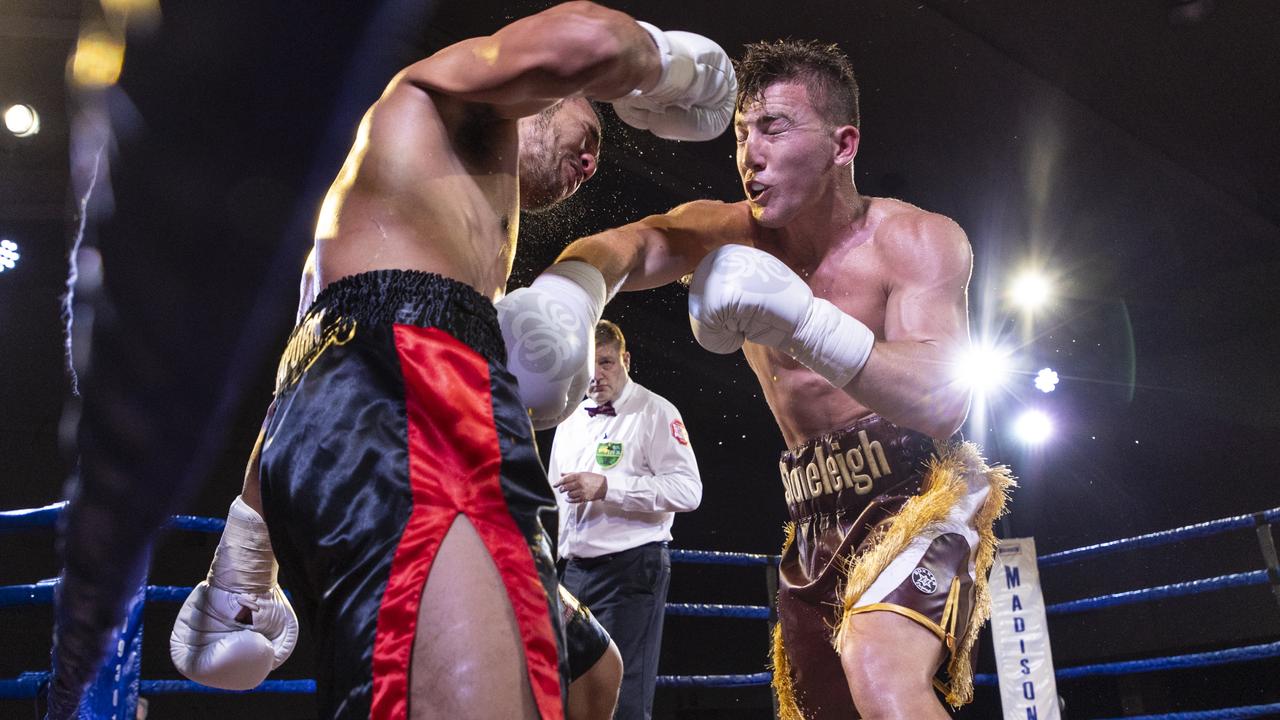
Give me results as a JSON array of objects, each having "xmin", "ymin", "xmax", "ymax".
[
  {"xmin": 164, "ymin": 5, "xmax": 736, "ymax": 718},
  {"xmin": 260, "ymin": 270, "xmax": 565, "ymax": 717}
]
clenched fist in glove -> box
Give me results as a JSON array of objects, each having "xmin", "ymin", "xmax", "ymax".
[
  {"xmin": 170, "ymin": 496, "xmax": 298, "ymax": 691},
  {"xmin": 498, "ymin": 261, "xmax": 607, "ymax": 430},
  {"xmin": 689, "ymin": 244, "xmax": 875, "ymax": 389},
  {"xmin": 612, "ymin": 22, "xmax": 736, "ymax": 142}
]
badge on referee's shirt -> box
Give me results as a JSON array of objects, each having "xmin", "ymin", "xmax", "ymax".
[{"xmin": 595, "ymin": 441, "xmax": 623, "ymax": 469}]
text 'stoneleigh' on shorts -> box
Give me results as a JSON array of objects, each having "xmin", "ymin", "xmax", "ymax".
[
  {"xmin": 259, "ymin": 270, "xmax": 566, "ymax": 720},
  {"xmin": 772, "ymin": 414, "xmax": 1014, "ymax": 720}
]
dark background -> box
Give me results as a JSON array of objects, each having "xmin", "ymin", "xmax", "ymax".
[{"xmin": 2, "ymin": 0, "xmax": 1278, "ymax": 717}]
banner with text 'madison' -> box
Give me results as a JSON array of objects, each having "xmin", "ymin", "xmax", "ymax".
[{"xmin": 990, "ymin": 537, "xmax": 1061, "ymax": 720}]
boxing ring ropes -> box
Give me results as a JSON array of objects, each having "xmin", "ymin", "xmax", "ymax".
[{"xmin": 3, "ymin": 503, "xmax": 1279, "ymax": 719}]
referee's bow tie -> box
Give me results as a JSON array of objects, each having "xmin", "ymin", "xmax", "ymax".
[{"xmin": 585, "ymin": 402, "xmax": 616, "ymax": 417}]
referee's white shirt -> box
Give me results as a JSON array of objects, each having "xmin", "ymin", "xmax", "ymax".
[{"xmin": 549, "ymin": 380, "xmax": 702, "ymax": 560}]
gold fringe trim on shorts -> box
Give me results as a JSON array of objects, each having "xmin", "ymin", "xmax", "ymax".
[
  {"xmin": 770, "ymin": 521, "xmax": 806, "ymax": 720},
  {"xmin": 831, "ymin": 441, "xmax": 1015, "ymax": 708}
]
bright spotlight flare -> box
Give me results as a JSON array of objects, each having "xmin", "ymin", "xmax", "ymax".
[
  {"xmin": 953, "ymin": 343, "xmax": 1012, "ymax": 391},
  {"xmin": 1009, "ymin": 271, "xmax": 1051, "ymax": 311},
  {"xmin": 1034, "ymin": 368, "xmax": 1059, "ymax": 393},
  {"xmin": 1014, "ymin": 409, "xmax": 1053, "ymax": 445},
  {"xmin": 4, "ymin": 104, "xmax": 40, "ymax": 137},
  {"xmin": 0, "ymin": 239, "xmax": 20, "ymax": 272}
]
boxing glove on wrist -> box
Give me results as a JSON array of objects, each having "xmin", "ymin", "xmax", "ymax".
[
  {"xmin": 611, "ymin": 22, "xmax": 736, "ymax": 142},
  {"xmin": 169, "ymin": 496, "xmax": 298, "ymax": 691},
  {"xmin": 498, "ymin": 261, "xmax": 607, "ymax": 429},
  {"xmin": 689, "ymin": 244, "xmax": 874, "ymax": 388}
]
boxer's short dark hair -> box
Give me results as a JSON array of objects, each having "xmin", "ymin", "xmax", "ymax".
[{"xmin": 735, "ymin": 39, "xmax": 860, "ymax": 129}]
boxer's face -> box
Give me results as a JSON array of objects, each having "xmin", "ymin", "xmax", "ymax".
[
  {"xmin": 518, "ymin": 98, "xmax": 602, "ymax": 211},
  {"xmin": 735, "ymin": 80, "xmax": 850, "ymax": 228},
  {"xmin": 587, "ymin": 341, "xmax": 630, "ymax": 405}
]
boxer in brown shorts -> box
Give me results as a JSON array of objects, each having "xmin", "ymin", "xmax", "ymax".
[
  {"xmin": 556, "ymin": 37, "xmax": 1015, "ymax": 720},
  {"xmin": 773, "ymin": 414, "xmax": 1012, "ymax": 719}
]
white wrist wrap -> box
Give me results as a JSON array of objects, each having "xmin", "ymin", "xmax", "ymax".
[
  {"xmin": 534, "ymin": 261, "xmax": 607, "ymax": 316},
  {"xmin": 210, "ymin": 496, "xmax": 277, "ymax": 593},
  {"xmin": 633, "ymin": 21, "xmax": 692, "ymax": 106},
  {"xmin": 792, "ymin": 298, "xmax": 875, "ymax": 389}
]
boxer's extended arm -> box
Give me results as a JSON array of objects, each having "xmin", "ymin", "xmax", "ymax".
[
  {"xmin": 402, "ymin": 2, "xmax": 660, "ymax": 119},
  {"xmin": 558, "ymin": 199, "xmax": 749, "ymax": 296},
  {"xmin": 843, "ymin": 215, "xmax": 972, "ymax": 439},
  {"xmin": 404, "ymin": 2, "xmax": 734, "ymax": 134}
]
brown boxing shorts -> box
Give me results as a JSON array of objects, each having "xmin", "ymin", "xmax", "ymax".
[{"xmin": 772, "ymin": 414, "xmax": 1011, "ymax": 719}]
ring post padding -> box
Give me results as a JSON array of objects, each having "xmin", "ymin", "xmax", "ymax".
[
  {"xmin": 79, "ymin": 581, "xmax": 144, "ymax": 719},
  {"xmin": 1252, "ymin": 512, "xmax": 1280, "ymax": 614}
]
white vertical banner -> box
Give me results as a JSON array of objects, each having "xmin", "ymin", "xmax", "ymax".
[{"xmin": 990, "ymin": 537, "xmax": 1061, "ymax": 720}]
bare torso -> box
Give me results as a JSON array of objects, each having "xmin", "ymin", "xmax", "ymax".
[
  {"xmin": 683, "ymin": 196, "xmax": 931, "ymax": 448},
  {"xmin": 313, "ymin": 81, "xmax": 520, "ymax": 301}
]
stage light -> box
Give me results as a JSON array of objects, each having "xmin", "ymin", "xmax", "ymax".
[
  {"xmin": 1034, "ymin": 368, "xmax": 1059, "ymax": 393},
  {"xmin": 953, "ymin": 344, "xmax": 1012, "ymax": 392},
  {"xmin": 1009, "ymin": 271, "xmax": 1051, "ymax": 311},
  {"xmin": 0, "ymin": 239, "xmax": 20, "ymax": 273},
  {"xmin": 70, "ymin": 32, "xmax": 125, "ymax": 88},
  {"xmin": 4, "ymin": 104, "xmax": 40, "ymax": 137},
  {"xmin": 1013, "ymin": 409, "xmax": 1052, "ymax": 445}
]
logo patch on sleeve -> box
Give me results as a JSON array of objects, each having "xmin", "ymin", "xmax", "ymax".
[
  {"xmin": 910, "ymin": 567, "xmax": 938, "ymax": 594},
  {"xmin": 670, "ymin": 419, "xmax": 689, "ymax": 446},
  {"xmin": 595, "ymin": 441, "xmax": 623, "ymax": 468}
]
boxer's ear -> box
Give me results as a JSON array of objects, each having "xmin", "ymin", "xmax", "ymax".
[{"xmin": 833, "ymin": 124, "xmax": 859, "ymax": 167}]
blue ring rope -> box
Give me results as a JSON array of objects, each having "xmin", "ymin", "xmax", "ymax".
[
  {"xmin": 8, "ymin": 569, "xmax": 1266, "ymax": 616},
  {"xmin": 1090, "ymin": 703, "xmax": 1280, "ymax": 720},
  {"xmin": 1038, "ymin": 507, "xmax": 1280, "ymax": 567},
  {"xmin": 5, "ymin": 503, "xmax": 1276, "ymax": 571},
  {"xmin": 13, "ymin": 640, "xmax": 1280, "ymax": 697},
  {"xmin": 665, "ymin": 603, "xmax": 770, "ymax": 619},
  {"xmin": 0, "ymin": 672, "xmax": 50, "ymax": 700},
  {"xmin": 140, "ymin": 679, "xmax": 317, "ymax": 694},
  {"xmin": 1055, "ymin": 640, "xmax": 1280, "ymax": 679},
  {"xmin": 0, "ymin": 502, "xmax": 65, "ymax": 531},
  {"xmin": 670, "ymin": 549, "xmax": 779, "ymax": 566},
  {"xmin": 2, "ymin": 583, "xmax": 775, "ymax": 622},
  {"xmin": 128, "ymin": 673, "xmax": 776, "ymax": 694},
  {"xmin": 1045, "ymin": 571, "xmax": 1270, "ymax": 615},
  {"xmin": 974, "ymin": 640, "xmax": 1280, "ymax": 686},
  {"xmin": 168, "ymin": 515, "xmax": 227, "ymax": 533}
]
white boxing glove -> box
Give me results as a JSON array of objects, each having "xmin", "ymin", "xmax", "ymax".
[
  {"xmin": 498, "ymin": 261, "xmax": 607, "ymax": 430},
  {"xmin": 612, "ymin": 22, "xmax": 736, "ymax": 141},
  {"xmin": 689, "ymin": 244, "xmax": 875, "ymax": 388},
  {"xmin": 170, "ymin": 496, "xmax": 298, "ymax": 691}
]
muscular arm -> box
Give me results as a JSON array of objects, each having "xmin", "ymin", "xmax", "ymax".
[
  {"xmin": 401, "ymin": 1, "xmax": 661, "ymax": 118},
  {"xmin": 843, "ymin": 215, "xmax": 973, "ymax": 439},
  {"xmin": 558, "ymin": 199, "xmax": 749, "ymax": 296},
  {"xmin": 241, "ymin": 249, "xmax": 319, "ymax": 516}
]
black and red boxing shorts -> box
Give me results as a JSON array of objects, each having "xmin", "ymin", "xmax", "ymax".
[
  {"xmin": 773, "ymin": 414, "xmax": 992, "ymax": 719},
  {"xmin": 259, "ymin": 270, "xmax": 565, "ymax": 719}
]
